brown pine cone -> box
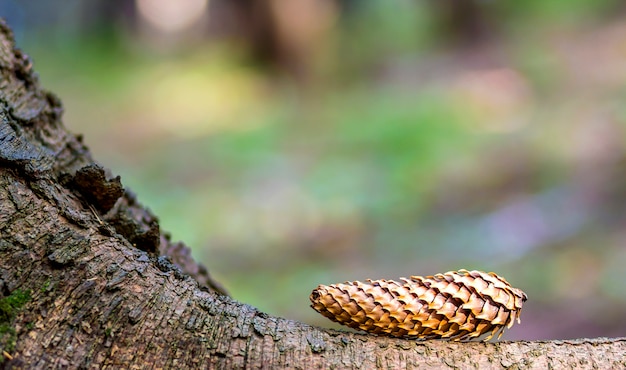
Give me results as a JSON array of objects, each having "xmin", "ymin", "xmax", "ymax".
[{"xmin": 310, "ymin": 269, "xmax": 527, "ymax": 341}]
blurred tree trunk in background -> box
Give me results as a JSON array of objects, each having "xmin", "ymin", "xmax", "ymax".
[
  {"xmin": 0, "ymin": 19, "xmax": 625, "ymax": 370},
  {"xmin": 209, "ymin": 0, "xmax": 338, "ymax": 86},
  {"xmin": 79, "ymin": 0, "xmax": 137, "ymax": 32},
  {"xmin": 431, "ymin": 0, "xmax": 494, "ymax": 46},
  {"xmin": 206, "ymin": 0, "xmax": 494, "ymax": 85}
]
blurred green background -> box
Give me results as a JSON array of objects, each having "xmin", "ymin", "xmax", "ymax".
[{"xmin": 5, "ymin": 0, "xmax": 626, "ymax": 340}]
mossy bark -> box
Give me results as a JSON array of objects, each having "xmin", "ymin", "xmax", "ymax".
[{"xmin": 0, "ymin": 19, "xmax": 624, "ymax": 370}]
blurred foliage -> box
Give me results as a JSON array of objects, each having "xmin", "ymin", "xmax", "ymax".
[{"xmin": 9, "ymin": 0, "xmax": 626, "ymax": 340}]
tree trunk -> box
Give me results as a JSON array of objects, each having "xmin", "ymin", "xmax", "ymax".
[{"xmin": 0, "ymin": 20, "xmax": 624, "ymax": 370}]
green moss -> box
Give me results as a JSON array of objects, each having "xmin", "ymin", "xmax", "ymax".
[
  {"xmin": 0, "ymin": 289, "xmax": 31, "ymax": 323},
  {"xmin": 0, "ymin": 289, "xmax": 32, "ymax": 361},
  {"xmin": 40, "ymin": 279, "xmax": 52, "ymax": 293}
]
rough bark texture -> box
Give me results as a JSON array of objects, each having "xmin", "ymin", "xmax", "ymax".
[{"xmin": 0, "ymin": 19, "xmax": 625, "ymax": 370}]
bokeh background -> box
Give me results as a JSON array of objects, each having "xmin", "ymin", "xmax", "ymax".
[{"xmin": 4, "ymin": 0, "xmax": 626, "ymax": 340}]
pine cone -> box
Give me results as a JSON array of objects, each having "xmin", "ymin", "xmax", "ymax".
[{"xmin": 310, "ymin": 269, "xmax": 527, "ymax": 341}]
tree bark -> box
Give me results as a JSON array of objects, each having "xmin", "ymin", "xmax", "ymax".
[{"xmin": 0, "ymin": 20, "xmax": 624, "ymax": 370}]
